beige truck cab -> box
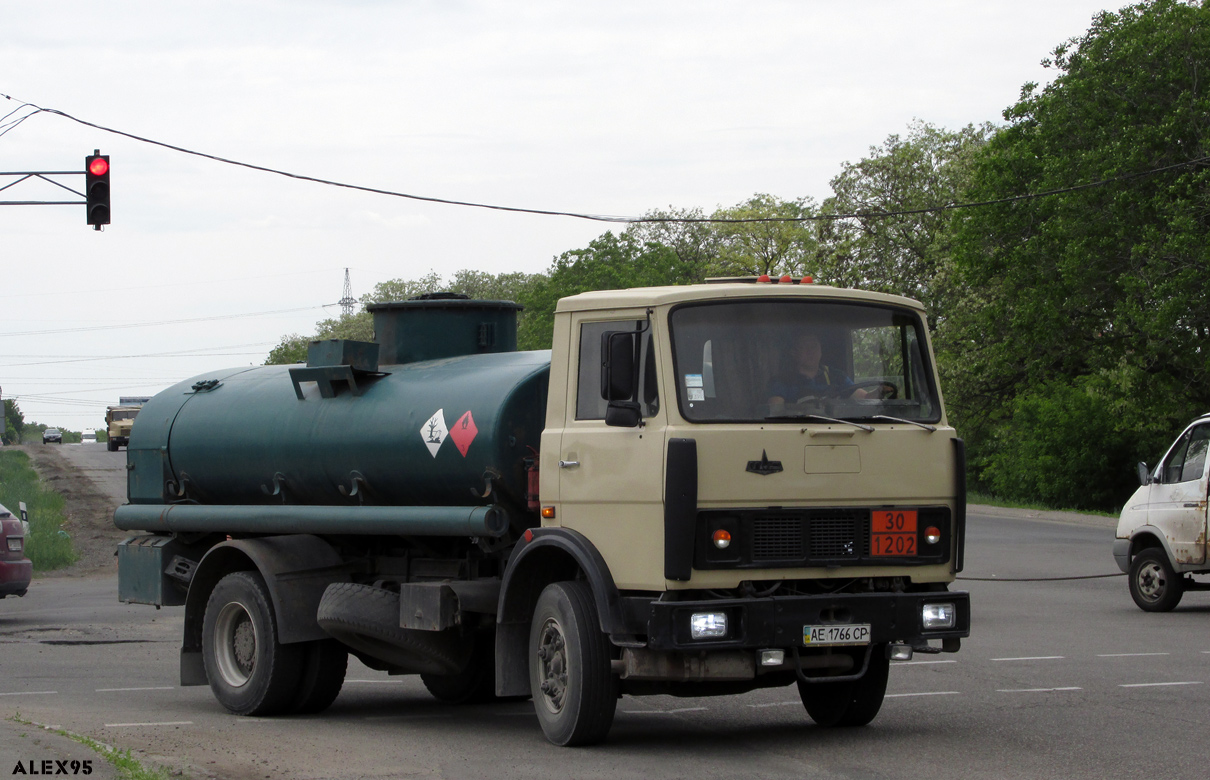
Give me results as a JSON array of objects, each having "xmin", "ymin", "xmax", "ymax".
[
  {"xmin": 507, "ymin": 279, "xmax": 970, "ymax": 741},
  {"xmin": 1114, "ymin": 414, "xmax": 1210, "ymax": 611},
  {"xmin": 105, "ymin": 405, "xmax": 141, "ymax": 451}
]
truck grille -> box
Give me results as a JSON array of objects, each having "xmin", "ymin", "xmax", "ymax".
[{"xmin": 695, "ymin": 506, "xmax": 950, "ymax": 570}]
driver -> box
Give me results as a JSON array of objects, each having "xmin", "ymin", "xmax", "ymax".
[{"xmin": 767, "ymin": 330, "xmax": 877, "ymax": 411}]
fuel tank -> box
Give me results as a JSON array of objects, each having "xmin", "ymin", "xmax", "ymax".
[{"xmin": 125, "ymin": 298, "xmax": 549, "ymax": 514}]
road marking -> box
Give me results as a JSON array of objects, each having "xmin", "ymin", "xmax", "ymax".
[
  {"xmin": 95, "ymin": 686, "xmax": 175, "ymax": 692},
  {"xmin": 345, "ymin": 679, "xmax": 406, "ymax": 684},
  {"xmin": 622, "ymin": 707, "xmax": 708, "ymax": 714},
  {"xmin": 1096, "ymin": 653, "xmax": 1169, "ymax": 658},
  {"xmin": 747, "ymin": 701, "xmax": 800, "ymax": 709},
  {"xmin": 1119, "ymin": 681, "xmax": 1204, "ymax": 688},
  {"xmin": 991, "ymin": 656, "xmax": 1064, "ymax": 662},
  {"xmin": 884, "ymin": 691, "xmax": 960, "ymax": 698},
  {"xmin": 895, "ymin": 660, "xmax": 957, "ymax": 666},
  {"xmin": 0, "ymin": 691, "xmax": 57, "ymax": 696},
  {"xmin": 997, "ymin": 687, "xmax": 1082, "ymax": 693},
  {"xmin": 104, "ymin": 721, "xmax": 193, "ymax": 728}
]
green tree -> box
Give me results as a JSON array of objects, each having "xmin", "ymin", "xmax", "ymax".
[
  {"xmin": 818, "ymin": 120, "xmax": 992, "ymax": 319},
  {"xmin": 3, "ymin": 399, "xmax": 23, "ymax": 445},
  {"xmin": 943, "ymin": 0, "xmax": 1210, "ymax": 507},
  {"xmin": 709, "ymin": 194, "xmax": 819, "ymax": 278}
]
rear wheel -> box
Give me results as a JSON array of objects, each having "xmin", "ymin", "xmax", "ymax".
[
  {"xmin": 202, "ymin": 571, "xmax": 302, "ymax": 715},
  {"xmin": 798, "ymin": 644, "xmax": 889, "ymax": 727},
  {"xmin": 1129, "ymin": 548, "xmax": 1184, "ymax": 612},
  {"xmin": 529, "ymin": 581, "xmax": 617, "ymax": 746},
  {"xmin": 291, "ymin": 638, "xmax": 348, "ymax": 714}
]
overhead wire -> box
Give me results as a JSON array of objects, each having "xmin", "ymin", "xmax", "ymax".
[
  {"xmin": 0, "ymin": 304, "xmax": 334, "ymax": 337},
  {"xmin": 4, "ymin": 92, "xmax": 1208, "ymax": 225}
]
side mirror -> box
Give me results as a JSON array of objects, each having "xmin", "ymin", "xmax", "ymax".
[
  {"xmin": 1137, "ymin": 462, "xmax": 1152, "ymax": 486},
  {"xmin": 601, "ymin": 331, "xmax": 641, "ymax": 428}
]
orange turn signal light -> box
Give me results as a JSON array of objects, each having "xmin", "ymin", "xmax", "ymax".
[
  {"xmin": 541, "ymin": 506, "xmax": 557, "ymax": 519},
  {"xmin": 712, "ymin": 529, "xmax": 732, "ymax": 549}
]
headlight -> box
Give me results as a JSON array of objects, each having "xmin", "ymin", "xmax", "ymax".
[
  {"xmin": 6, "ymin": 537, "xmax": 22, "ymax": 552},
  {"xmin": 690, "ymin": 612, "xmax": 728, "ymax": 639},
  {"xmin": 922, "ymin": 602, "xmax": 955, "ymax": 629}
]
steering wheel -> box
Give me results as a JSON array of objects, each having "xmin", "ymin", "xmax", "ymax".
[{"xmin": 839, "ymin": 380, "xmax": 899, "ymax": 400}]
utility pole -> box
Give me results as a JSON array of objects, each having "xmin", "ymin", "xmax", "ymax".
[{"xmin": 339, "ymin": 268, "xmax": 356, "ymax": 319}]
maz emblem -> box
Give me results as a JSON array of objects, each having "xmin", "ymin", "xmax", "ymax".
[{"xmin": 746, "ymin": 450, "xmax": 783, "ymax": 476}]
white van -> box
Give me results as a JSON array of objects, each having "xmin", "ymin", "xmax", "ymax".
[{"xmin": 1114, "ymin": 414, "xmax": 1210, "ymax": 611}]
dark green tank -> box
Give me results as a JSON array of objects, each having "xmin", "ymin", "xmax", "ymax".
[{"xmin": 122, "ymin": 298, "xmax": 548, "ymax": 525}]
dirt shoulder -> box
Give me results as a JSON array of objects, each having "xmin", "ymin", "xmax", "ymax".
[{"xmin": 12, "ymin": 444, "xmax": 127, "ymax": 577}]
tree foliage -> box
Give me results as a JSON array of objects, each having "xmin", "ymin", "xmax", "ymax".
[{"xmin": 943, "ymin": 0, "xmax": 1210, "ymax": 507}]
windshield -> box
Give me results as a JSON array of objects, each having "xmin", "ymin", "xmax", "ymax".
[{"xmin": 669, "ymin": 299, "xmax": 941, "ymax": 423}]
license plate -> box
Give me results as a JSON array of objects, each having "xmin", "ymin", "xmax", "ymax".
[
  {"xmin": 803, "ymin": 624, "xmax": 871, "ymax": 646},
  {"xmin": 871, "ymin": 509, "xmax": 918, "ymax": 556}
]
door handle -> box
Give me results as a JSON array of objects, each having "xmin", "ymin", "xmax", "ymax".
[
  {"xmin": 1183, "ymin": 502, "xmax": 1199, "ymax": 508},
  {"xmin": 559, "ymin": 460, "xmax": 580, "ymax": 469}
]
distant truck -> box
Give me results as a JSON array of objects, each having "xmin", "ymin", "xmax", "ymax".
[
  {"xmin": 105, "ymin": 405, "xmax": 143, "ymax": 451},
  {"xmin": 114, "ymin": 282, "xmax": 970, "ymax": 746}
]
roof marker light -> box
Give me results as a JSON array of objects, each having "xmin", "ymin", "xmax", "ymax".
[{"xmin": 757, "ymin": 274, "xmax": 771, "ymax": 283}]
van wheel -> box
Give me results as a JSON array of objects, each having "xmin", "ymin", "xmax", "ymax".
[
  {"xmin": 1129, "ymin": 548, "xmax": 1184, "ymax": 612},
  {"xmin": 529, "ymin": 582, "xmax": 617, "ymax": 746},
  {"xmin": 798, "ymin": 644, "xmax": 889, "ymax": 727},
  {"xmin": 202, "ymin": 571, "xmax": 302, "ymax": 715}
]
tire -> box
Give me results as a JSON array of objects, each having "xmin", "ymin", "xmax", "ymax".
[
  {"xmin": 1129, "ymin": 548, "xmax": 1184, "ymax": 612},
  {"xmin": 107, "ymin": 440, "xmax": 117, "ymax": 452},
  {"xmin": 421, "ymin": 629, "xmax": 497, "ymax": 704},
  {"xmin": 202, "ymin": 571, "xmax": 303, "ymax": 716},
  {"xmin": 529, "ymin": 581, "xmax": 618, "ymax": 746},
  {"xmin": 291, "ymin": 638, "xmax": 348, "ymax": 714},
  {"xmin": 316, "ymin": 582, "xmax": 471, "ymax": 675},
  {"xmin": 798, "ymin": 644, "xmax": 890, "ymax": 727}
]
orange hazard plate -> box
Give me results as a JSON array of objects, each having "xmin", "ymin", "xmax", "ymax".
[{"xmin": 871, "ymin": 510, "xmax": 917, "ymax": 556}]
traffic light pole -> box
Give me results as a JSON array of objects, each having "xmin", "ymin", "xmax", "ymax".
[{"xmin": 0, "ymin": 151, "xmax": 110, "ymax": 228}]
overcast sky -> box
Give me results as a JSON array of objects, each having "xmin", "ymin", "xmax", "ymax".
[{"xmin": 2, "ymin": 0, "xmax": 1117, "ymax": 430}]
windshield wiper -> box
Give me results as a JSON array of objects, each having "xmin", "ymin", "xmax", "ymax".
[
  {"xmin": 765, "ymin": 414, "xmax": 874, "ymax": 432},
  {"xmin": 860, "ymin": 415, "xmax": 937, "ymax": 432}
]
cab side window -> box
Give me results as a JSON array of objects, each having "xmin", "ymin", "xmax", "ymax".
[
  {"xmin": 1162, "ymin": 425, "xmax": 1210, "ymax": 484},
  {"xmin": 575, "ymin": 321, "xmax": 658, "ymax": 420}
]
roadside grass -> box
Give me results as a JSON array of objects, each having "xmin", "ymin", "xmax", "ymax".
[
  {"xmin": 0, "ymin": 450, "xmax": 77, "ymax": 570},
  {"xmin": 968, "ymin": 490, "xmax": 1119, "ymax": 519},
  {"xmin": 7, "ymin": 714, "xmax": 173, "ymax": 780}
]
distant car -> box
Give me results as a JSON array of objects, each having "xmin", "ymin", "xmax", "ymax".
[
  {"xmin": 42, "ymin": 428, "xmax": 62, "ymax": 444},
  {"xmin": 0, "ymin": 502, "xmax": 32, "ymax": 599},
  {"xmin": 1114, "ymin": 414, "xmax": 1210, "ymax": 611}
]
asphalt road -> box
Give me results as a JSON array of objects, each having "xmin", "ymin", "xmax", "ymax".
[{"xmin": 2, "ymin": 451, "xmax": 1207, "ymax": 779}]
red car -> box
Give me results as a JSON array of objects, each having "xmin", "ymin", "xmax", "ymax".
[{"xmin": 0, "ymin": 502, "xmax": 32, "ymax": 599}]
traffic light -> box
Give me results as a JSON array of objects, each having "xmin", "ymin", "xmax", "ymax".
[{"xmin": 85, "ymin": 151, "xmax": 110, "ymax": 229}]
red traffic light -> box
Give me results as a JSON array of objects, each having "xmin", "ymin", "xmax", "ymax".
[{"xmin": 88, "ymin": 157, "xmax": 109, "ymax": 177}]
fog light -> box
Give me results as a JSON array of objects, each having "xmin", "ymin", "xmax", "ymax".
[
  {"xmin": 760, "ymin": 649, "xmax": 785, "ymax": 667},
  {"xmin": 690, "ymin": 612, "xmax": 728, "ymax": 639},
  {"xmin": 889, "ymin": 643, "xmax": 914, "ymax": 661},
  {"xmin": 924, "ymin": 526, "xmax": 941, "ymax": 545},
  {"xmin": 712, "ymin": 529, "xmax": 732, "ymax": 549},
  {"xmin": 922, "ymin": 602, "xmax": 956, "ymax": 629}
]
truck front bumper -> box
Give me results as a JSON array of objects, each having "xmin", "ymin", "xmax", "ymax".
[{"xmin": 629, "ymin": 590, "xmax": 970, "ymax": 652}]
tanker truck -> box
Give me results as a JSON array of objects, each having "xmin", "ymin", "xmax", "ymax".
[{"xmin": 115, "ymin": 281, "xmax": 970, "ymax": 746}]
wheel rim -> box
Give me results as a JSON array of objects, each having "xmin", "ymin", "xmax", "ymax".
[
  {"xmin": 213, "ymin": 600, "xmax": 257, "ymax": 687},
  {"xmin": 535, "ymin": 617, "xmax": 568, "ymax": 715},
  {"xmin": 1135, "ymin": 561, "xmax": 1166, "ymax": 602}
]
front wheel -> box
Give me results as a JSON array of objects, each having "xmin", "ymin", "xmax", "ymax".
[
  {"xmin": 1129, "ymin": 548, "xmax": 1184, "ymax": 612},
  {"xmin": 202, "ymin": 571, "xmax": 302, "ymax": 715},
  {"xmin": 798, "ymin": 644, "xmax": 890, "ymax": 727},
  {"xmin": 529, "ymin": 582, "xmax": 618, "ymax": 746}
]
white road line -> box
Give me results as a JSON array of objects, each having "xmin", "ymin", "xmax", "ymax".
[
  {"xmin": 1096, "ymin": 653, "xmax": 1170, "ymax": 658},
  {"xmin": 747, "ymin": 701, "xmax": 800, "ymax": 709},
  {"xmin": 1119, "ymin": 681, "xmax": 1204, "ymax": 688},
  {"xmin": 95, "ymin": 686, "xmax": 175, "ymax": 692},
  {"xmin": 884, "ymin": 691, "xmax": 960, "ymax": 698},
  {"xmin": 997, "ymin": 687, "xmax": 1082, "ymax": 693},
  {"xmin": 622, "ymin": 707, "xmax": 708, "ymax": 714},
  {"xmin": 895, "ymin": 660, "xmax": 957, "ymax": 666},
  {"xmin": 991, "ymin": 656, "xmax": 1064, "ymax": 662},
  {"xmin": 345, "ymin": 679, "xmax": 406, "ymax": 684},
  {"xmin": 0, "ymin": 691, "xmax": 57, "ymax": 696},
  {"xmin": 104, "ymin": 721, "xmax": 193, "ymax": 728}
]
